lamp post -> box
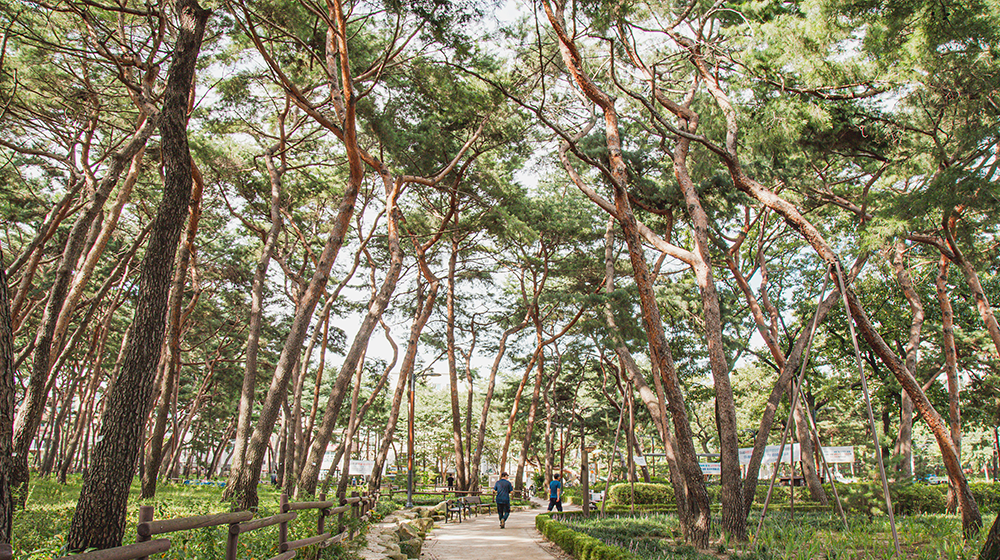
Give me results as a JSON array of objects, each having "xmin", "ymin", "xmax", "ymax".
[{"xmin": 407, "ymin": 370, "xmax": 440, "ymax": 507}]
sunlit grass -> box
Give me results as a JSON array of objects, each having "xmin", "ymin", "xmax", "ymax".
[{"xmin": 14, "ymin": 476, "xmax": 381, "ymax": 560}]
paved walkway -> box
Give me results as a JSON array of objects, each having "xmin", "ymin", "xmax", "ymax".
[{"xmin": 420, "ymin": 497, "xmax": 579, "ymax": 560}]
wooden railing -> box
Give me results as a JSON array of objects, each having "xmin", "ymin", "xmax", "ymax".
[
  {"xmin": 51, "ymin": 490, "xmax": 379, "ymax": 560},
  {"xmin": 389, "ymin": 488, "xmax": 523, "ymax": 502}
]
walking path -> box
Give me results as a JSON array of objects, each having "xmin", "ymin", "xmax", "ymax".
[{"xmin": 420, "ymin": 497, "xmax": 580, "ymax": 560}]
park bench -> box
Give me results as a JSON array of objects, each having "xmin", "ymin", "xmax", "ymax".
[
  {"xmin": 446, "ymin": 499, "xmax": 465, "ymax": 523},
  {"xmin": 589, "ymin": 491, "xmax": 604, "ymax": 511},
  {"xmin": 463, "ymin": 495, "xmax": 493, "ymax": 516}
]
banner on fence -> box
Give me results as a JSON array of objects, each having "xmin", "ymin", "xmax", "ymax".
[
  {"xmin": 820, "ymin": 446, "xmax": 855, "ymax": 464},
  {"xmin": 699, "ymin": 463, "xmax": 721, "ymax": 475},
  {"xmin": 738, "ymin": 443, "xmax": 800, "ymax": 465},
  {"xmin": 349, "ymin": 460, "xmax": 376, "ymax": 476}
]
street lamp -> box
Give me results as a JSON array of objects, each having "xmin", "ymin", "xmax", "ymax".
[{"xmin": 407, "ymin": 370, "xmax": 441, "ymax": 508}]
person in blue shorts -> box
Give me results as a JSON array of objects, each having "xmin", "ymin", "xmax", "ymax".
[
  {"xmin": 548, "ymin": 473, "xmax": 563, "ymax": 512},
  {"xmin": 493, "ymin": 472, "xmax": 514, "ymax": 528}
]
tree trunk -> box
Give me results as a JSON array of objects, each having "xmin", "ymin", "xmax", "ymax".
[
  {"xmin": 1, "ymin": 249, "xmax": 16, "ymax": 544},
  {"xmin": 514, "ymin": 328, "xmax": 546, "ymax": 493},
  {"xmin": 891, "ymin": 240, "xmax": 924, "ymax": 478},
  {"xmin": 335, "ymin": 359, "xmax": 365, "ymax": 499},
  {"xmin": 142, "ymin": 167, "xmax": 204, "ymax": 498},
  {"xmin": 469, "ymin": 316, "xmax": 528, "ymax": 491},
  {"xmin": 229, "ymin": 146, "xmax": 284, "ymax": 477},
  {"xmin": 672, "ymin": 117, "xmax": 745, "ymax": 541},
  {"xmin": 11, "ymin": 117, "xmax": 157, "ymax": 509},
  {"xmin": 296, "ymin": 177, "xmax": 404, "ymax": 497},
  {"xmin": 66, "ymin": 1, "xmax": 209, "ymax": 547},
  {"xmin": 944, "ymin": 209, "xmax": 1000, "ymax": 356},
  {"xmin": 369, "ymin": 278, "xmax": 439, "ymax": 492},
  {"xmin": 542, "ymin": 2, "xmax": 710, "ymax": 544},
  {"xmin": 445, "ymin": 225, "xmax": 467, "ymax": 491},
  {"xmin": 937, "ymin": 253, "xmax": 962, "ymax": 512}
]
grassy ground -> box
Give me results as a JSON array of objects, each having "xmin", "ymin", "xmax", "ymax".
[
  {"xmin": 13, "ymin": 476, "xmax": 387, "ymax": 560},
  {"xmin": 556, "ymin": 510, "xmax": 988, "ymax": 560}
]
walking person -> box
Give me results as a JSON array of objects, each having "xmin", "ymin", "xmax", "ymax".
[
  {"xmin": 547, "ymin": 473, "xmax": 563, "ymax": 512},
  {"xmin": 494, "ymin": 472, "xmax": 514, "ymax": 528}
]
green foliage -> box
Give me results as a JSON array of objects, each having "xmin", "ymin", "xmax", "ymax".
[{"xmin": 607, "ymin": 483, "xmax": 674, "ymax": 506}]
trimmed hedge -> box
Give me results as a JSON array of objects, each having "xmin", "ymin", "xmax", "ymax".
[
  {"xmin": 536, "ymin": 513, "xmax": 639, "ymax": 560},
  {"xmin": 596, "ymin": 479, "xmax": 1000, "ymax": 515},
  {"xmin": 607, "ymin": 483, "xmax": 674, "ymax": 506}
]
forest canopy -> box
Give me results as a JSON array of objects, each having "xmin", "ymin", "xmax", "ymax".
[{"xmin": 1, "ymin": 0, "xmax": 999, "ymax": 553}]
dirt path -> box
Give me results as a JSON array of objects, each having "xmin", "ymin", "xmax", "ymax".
[{"xmin": 419, "ymin": 497, "xmax": 579, "ymax": 560}]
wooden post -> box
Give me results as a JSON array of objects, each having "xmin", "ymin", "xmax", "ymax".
[
  {"xmin": 318, "ymin": 492, "xmax": 327, "ymax": 535},
  {"xmin": 225, "ymin": 521, "xmax": 239, "ymax": 560},
  {"xmin": 338, "ymin": 494, "xmax": 347, "ymax": 537},
  {"xmin": 137, "ymin": 505, "xmax": 154, "ymax": 560},
  {"xmin": 279, "ymin": 493, "xmax": 289, "ymax": 552},
  {"xmin": 350, "ymin": 491, "xmax": 360, "ymax": 538}
]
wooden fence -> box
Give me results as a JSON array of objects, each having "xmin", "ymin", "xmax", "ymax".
[{"xmin": 49, "ymin": 490, "xmax": 379, "ymax": 560}]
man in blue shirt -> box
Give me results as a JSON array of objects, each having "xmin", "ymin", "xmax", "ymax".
[
  {"xmin": 548, "ymin": 473, "xmax": 563, "ymax": 512},
  {"xmin": 493, "ymin": 472, "xmax": 514, "ymax": 528}
]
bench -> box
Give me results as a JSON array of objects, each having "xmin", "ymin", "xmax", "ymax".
[
  {"xmin": 463, "ymin": 495, "xmax": 494, "ymax": 516},
  {"xmin": 446, "ymin": 499, "xmax": 465, "ymax": 523},
  {"xmin": 588, "ymin": 491, "xmax": 604, "ymax": 511}
]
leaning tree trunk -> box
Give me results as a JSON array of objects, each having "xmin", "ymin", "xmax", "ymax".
[
  {"xmin": 66, "ymin": 0, "xmax": 209, "ymax": 547},
  {"xmin": 296, "ymin": 191, "xmax": 403, "ymax": 497},
  {"xmin": 11, "ymin": 118, "xmax": 157, "ymax": 510}
]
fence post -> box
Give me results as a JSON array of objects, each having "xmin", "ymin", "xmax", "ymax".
[
  {"xmin": 136, "ymin": 505, "xmax": 154, "ymax": 560},
  {"xmin": 318, "ymin": 492, "xmax": 327, "ymax": 536},
  {"xmin": 350, "ymin": 491, "xmax": 360, "ymax": 538},
  {"xmin": 279, "ymin": 492, "xmax": 290, "ymax": 552},
  {"xmin": 338, "ymin": 493, "xmax": 347, "ymax": 537}
]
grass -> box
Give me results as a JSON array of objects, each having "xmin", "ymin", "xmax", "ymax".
[
  {"xmin": 13, "ymin": 475, "xmax": 386, "ymax": 560},
  {"xmin": 555, "ymin": 510, "xmax": 990, "ymax": 560}
]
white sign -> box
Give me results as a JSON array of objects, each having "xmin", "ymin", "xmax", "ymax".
[
  {"xmin": 821, "ymin": 446, "xmax": 855, "ymax": 464},
  {"xmin": 738, "ymin": 444, "xmax": 800, "ymax": 465},
  {"xmin": 348, "ymin": 460, "xmax": 376, "ymax": 476},
  {"xmin": 634, "ymin": 456, "xmax": 647, "ymax": 466},
  {"xmin": 700, "ymin": 463, "xmax": 721, "ymax": 475}
]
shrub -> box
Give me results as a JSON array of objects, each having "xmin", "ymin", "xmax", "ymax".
[
  {"xmin": 607, "ymin": 483, "xmax": 673, "ymax": 506},
  {"xmin": 970, "ymin": 482, "xmax": 1000, "ymax": 511},
  {"xmin": 535, "ymin": 513, "xmax": 638, "ymax": 560}
]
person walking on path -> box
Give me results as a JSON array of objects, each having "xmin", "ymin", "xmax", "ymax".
[
  {"xmin": 493, "ymin": 471, "xmax": 514, "ymax": 528},
  {"xmin": 547, "ymin": 473, "xmax": 563, "ymax": 512},
  {"xmin": 447, "ymin": 474, "xmax": 455, "ymax": 490}
]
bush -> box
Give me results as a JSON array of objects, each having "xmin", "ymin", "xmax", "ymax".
[
  {"xmin": 607, "ymin": 483, "xmax": 673, "ymax": 506},
  {"xmin": 535, "ymin": 514, "xmax": 638, "ymax": 560},
  {"xmin": 970, "ymin": 482, "xmax": 1000, "ymax": 511}
]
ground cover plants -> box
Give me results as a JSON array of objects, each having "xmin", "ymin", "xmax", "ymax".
[
  {"xmin": 541, "ymin": 509, "xmax": 991, "ymax": 560},
  {"xmin": 13, "ymin": 477, "xmax": 389, "ymax": 559}
]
